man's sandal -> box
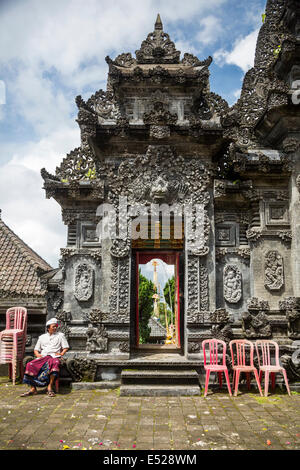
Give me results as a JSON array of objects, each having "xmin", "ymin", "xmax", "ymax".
[
  {"xmin": 20, "ymin": 390, "xmax": 37, "ymax": 397},
  {"xmin": 47, "ymin": 390, "xmax": 56, "ymax": 397}
]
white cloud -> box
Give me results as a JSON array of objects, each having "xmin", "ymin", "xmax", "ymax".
[
  {"xmin": 0, "ymin": 125, "xmax": 81, "ymax": 266},
  {"xmin": 214, "ymin": 28, "xmax": 259, "ymax": 73},
  {"xmin": 0, "ymin": 0, "xmax": 228, "ymax": 73},
  {"xmin": 0, "ymin": 162, "xmax": 66, "ymax": 267},
  {"xmin": 196, "ymin": 16, "xmax": 224, "ymax": 46},
  {"xmin": 9, "ymin": 127, "xmax": 80, "ymax": 174}
]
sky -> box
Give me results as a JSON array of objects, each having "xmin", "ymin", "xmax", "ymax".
[{"xmin": 0, "ymin": 0, "xmax": 267, "ymax": 268}]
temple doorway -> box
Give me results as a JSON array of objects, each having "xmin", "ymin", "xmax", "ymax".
[{"xmin": 136, "ymin": 252, "xmax": 181, "ymax": 349}]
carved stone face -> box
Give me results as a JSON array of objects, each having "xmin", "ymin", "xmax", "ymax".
[{"xmin": 150, "ymin": 175, "xmax": 169, "ymax": 202}]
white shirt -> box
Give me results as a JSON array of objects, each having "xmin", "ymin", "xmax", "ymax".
[{"xmin": 34, "ymin": 332, "xmax": 69, "ymax": 357}]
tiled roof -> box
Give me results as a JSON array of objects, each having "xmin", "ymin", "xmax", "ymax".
[
  {"xmin": 0, "ymin": 213, "xmax": 52, "ymax": 298},
  {"xmin": 149, "ymin": 316, "xmax": 167, "ymax": 337}
]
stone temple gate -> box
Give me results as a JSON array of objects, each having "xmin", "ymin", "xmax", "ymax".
[{"xmin": 41, "ymin": 1, "xmax": 300, "ymax": 393}]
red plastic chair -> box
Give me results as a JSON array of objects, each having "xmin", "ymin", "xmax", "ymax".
[
  {"xmin": 229, "ymin": 339, "xmax": 263, "ymax": 396},
  {"xmin": 202, "ymin": 339, "xmax": 232, "ymax": 397},
  {"xmin": 0, "ymin": 307, "xmax": 27, "ymax": 385},
  {"xmin": 255, "ymin": 340, "xmax": 291, "ymax": 397}
]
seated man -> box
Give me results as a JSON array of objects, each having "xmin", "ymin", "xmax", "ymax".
[{"xmin": 21, "ymin": 318, "xmax": 69, "ymax": 397}]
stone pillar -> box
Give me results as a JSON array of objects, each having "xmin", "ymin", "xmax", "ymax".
[{"xmin": 290, "ymin": 150, "xmax": 300, "ymax": 296}]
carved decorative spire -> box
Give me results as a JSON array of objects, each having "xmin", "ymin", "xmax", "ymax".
[
  {"xmin": 135, "ymin": 15, "xmax": 181, "ymax": 64},
  {"xmin": 155, "ymin": 14, "xmax": 163, "ymax": 31}
]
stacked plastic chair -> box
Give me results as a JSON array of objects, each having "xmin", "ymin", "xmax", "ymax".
[{"xmin": 0, "ymin": 307, "xmax": 27, "ymax": 385}]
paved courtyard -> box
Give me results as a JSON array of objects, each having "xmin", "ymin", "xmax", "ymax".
[{"xmin": 0, "ymin": 377, "xmax": 299, "ymax": 451}]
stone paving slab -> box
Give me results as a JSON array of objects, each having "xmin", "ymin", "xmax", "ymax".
[{"xmin": 0, "ymin": 377, "xmax": 299, "ymax": 451}]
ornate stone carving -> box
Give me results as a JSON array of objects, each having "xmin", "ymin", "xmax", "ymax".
[
  {"xmin": 65, "ymin": 357, "xmax": 97, "ymax": 382},
  {"xmin": 279, "ymin": 297, "xmax": 300, "ymax": 339},
  {"xmin": 282, "ymin": 137, "xmax": 300, "ymax": 153},
  {"xmin": 188, "ymin": 342, "xmax": 201, "ymax": 353},
  {"xmin": 264, "ymin": 250, "xmax": 284, "ymax": 291},
  {"xmin": 181, "ymin": 53, "xmax": 213, "ymax": 67},
  {"xmin": 47, "ymin": 291, "xmax": 64, "ymax": 312},
  {"xmin": 296, "ymin": 175, "xmax": 300, "ymax": 196},
  {"xmin": 74, "ymin": 263, "xmax": 94, "ymax": 302},
  {"xmin": 216, "ymin": 247, "xmax": 250, "ymax": 264},
  {"xmin": 110, "ymin": 239, "xmax": 131, "ymax": 259},
  {"xmin": 56, "ymin": 311, "xmax": 72, "ymax": 339},
  {"xmin": 242, "ymin": 298, "xmax": 271, "ymax": 338},
  {"xmin": 135, "ymin": 15, "xmax": 180, "ymax": 64},
  {"xmin": 86, "ymin": 324, "xmax": 108, "ymax": 353},
  {"xmin": 210, "ymin": 309, "xmax": 233, "ymax": 344},
  {"xmin": 280, "ymin": 351, "xmax": 300, "ymax": 382},
  {"xmin": 109, "ymin": 257, "xmax": 130, "ymax": 314},
  {"xmin": 109, "ymin": 53, "xmax": 136, "ymax": 68},
  {"xmin": 187, "ymin": 310, "xmax": 210, "ymax": 324},
  {"xmin": 187, "ymin": 256, "xmax": 209, "ymax": 316},
  {"xmin": 143, "ymin": 101, "xmax": 178, "ymax": 127},
  {"xmin": 56, "ymin": 147, "xmax": 97, "ymax": 183},
  {"xmin": 223, "ymin": 265, "xmax": 242, "ymax": 304},
  {"xmin": 88, "ymin": 309, "xmax": 104, "ymax": 324},
  {"xmin": 119, "ymin": 341, "xmax": 130, "ymax": 353}
]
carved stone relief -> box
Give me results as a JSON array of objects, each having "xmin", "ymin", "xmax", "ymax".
[
  {"xmin": 56, "ymin": 311, "xmax": 72, "ymax": 339},
  {"xmin": 109, "ymin": 256, "xmax": 130, "ymax": 315},
  {"xmin": 210, "ymin": 309, "xmax": 233, "ymax": 344},
  {"xmin": 242, "ymin": 298, "xmax": 271, "ymax": 338},
  {"xmin": 65, "ymin": 357, "xmax": 97, "ymax": 382},
  {"xmin": 74, "ymin": 263, "xmax": 94, "ymax": 302},
  {"xmin": 86, "ymin": 325, "xmax": 108, "ymax": 353},
  {"xmin": 279, "ymin": 297, "xmax": 300, "ymax": 339},
  {"xmin": 223, "ymin": 265, "xmax": 242, "ymax": 304},
  {"xmin": 280, "ymin": 351, "xmax": 300, "ymax": 382},
  {"xmin": 186, "ymin": 255, "xmax": 209, "ymax": 317},
  {"xmin": 264, "ymin": 251, "xmax": 284, "ymax": 291}
]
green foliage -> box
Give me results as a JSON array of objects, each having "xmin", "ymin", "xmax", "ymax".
[
  {"xmin": 262, "ymin": 13, "xmax": 266, "ymax": 23},
  {"xmin": 164, "ymin": 276, "xmax": 175, "ymax": 313},
  {"xmin": 85, "ymin": 168, "xmax": 96, "ymax": 180},
  {"xmin": 138, "ymin": 270, "xmax": 154, "ymax": 343},
  {"xmin": 158, "ymin": 302, "xmax": 173, "ymax": 328},
  {"xmin": 273, "ymin": 45, "xmax": 282, "ymax": 57}
]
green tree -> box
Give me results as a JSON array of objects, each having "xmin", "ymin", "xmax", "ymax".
[
  {"xmin": 138, "ymin": 270, "xmax": 154, "ymax": 343},
  {"xmin": 158, "ymin": 302, "xmax": 172, "ymax": 329},
  {"xmin": 163, "ymin": 276, "xmax": 175, "ymax": 313}
]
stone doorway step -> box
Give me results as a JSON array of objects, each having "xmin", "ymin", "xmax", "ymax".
[{"xmin": 120, "ymin": 369, "xmax": 201, "ymax": 396}]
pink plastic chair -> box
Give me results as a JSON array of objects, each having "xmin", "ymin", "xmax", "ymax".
[
  {"xmin": 0, "ymin": 307, "xmax": 27, "ymax": 385},
  {"xmin": 202, "ymin": 339, "xmax": 232, "ymax": 397},
  {"xmin": 229, "ymin": 339, "xmax": 263, "ymax": 396},
  {"xmin": 255, "ymin": 340, "xmax": 291, "ymax": 397}
]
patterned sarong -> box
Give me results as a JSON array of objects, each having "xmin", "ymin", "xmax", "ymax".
[{"xmin": 23, "ymin": 356, "xmax": 60, "ymax": 388}]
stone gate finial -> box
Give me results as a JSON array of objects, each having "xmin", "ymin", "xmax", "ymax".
[{"xmin": 155, "ymin": 14, "xmax": 163, "ymax": 30}]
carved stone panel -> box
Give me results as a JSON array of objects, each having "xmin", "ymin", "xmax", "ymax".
[
  {"xmin": 186, "ymin": 255, "xmax": 209, "ymax": 317},
  {"xmin": 109, "ymin": 256, "xmax": 130, "ymax": 316},
  {"xmin": 242, "ymin": 298, "xmax": 271, "ymax": 338},
  {"xmin": 279, "ymin": 297, "xmax": 300, "ymax": 340},
  {"xmin": 264, "ymin": 251, "xmax": 284, "ymax": 291},
  {"xmin": 74, "ymin": 263, "xmax": 94, "ymax": 301},
  {"xmin": 215, "ymin": 223, "xmax": 239, "ymax": 247},
  {"xmin": 223, "ymin": 264, "xmax": 242, "ymax": 304},
  {"xmin": 264, "ymin": 201, "xmax": 289, "ymax": 227},
  {"xmin": 86, "ymin": 325, "xmax": 108, "ymax": 353}
]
